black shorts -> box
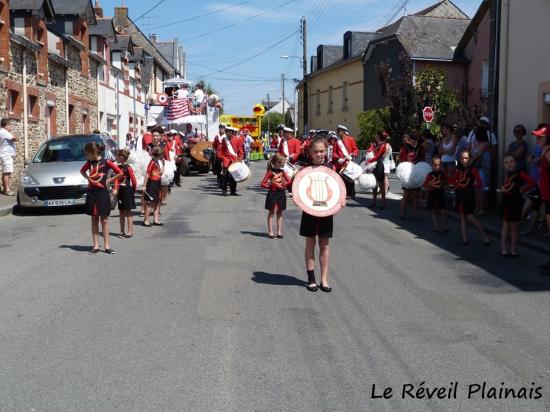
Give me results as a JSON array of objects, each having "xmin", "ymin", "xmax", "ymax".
[
  {"xmin": 427, "ymin": 189, "xmax": 445, "ymax": 210},
  {"xmin": 299, "ymin": 212, "xmax": 333, "ymax": 238},
  {"xmin": 117, "ymin": 185, "xmax": 136, "ymax": 210},
  {"xmin": 144, "ymin": 180, "xmax": 161, "ymax": 203},
  {"xmin": 501, "ymin": 195, "xmax": 524, "ymax": 222},
  {"xmin": 455, "ymin": 189, "xmax": 475, "ymax": 215},
  {"xmin": 265, "ymin": 189, "xmax": 286, "ymax": 211},
  {"xmin": 85, "ymin": 189, "xmax": 111, "ymax": 217}
]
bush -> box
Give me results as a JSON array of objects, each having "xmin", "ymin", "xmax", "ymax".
[{"xmin": 356, "ymin": 107, "xmax": 390, "ymax": 149}]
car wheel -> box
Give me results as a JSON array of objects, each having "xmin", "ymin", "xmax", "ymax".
[{"xmin": 181, "ymin": 158, "xmax": 190, "ymax": 176}]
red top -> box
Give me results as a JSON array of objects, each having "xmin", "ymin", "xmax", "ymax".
[
  {"xmin": 502, "ymin": 170, "xmax": 536, "ymax": 197},
  {"xmin": 538, "ymin": 148, "xmax": 550, "ymax": 200},
  {"xmin": 331, "ymin": 136, "xmax": 359, "ymax": 171},
  {"xmin": 399, "ymin": 144, "xmax": 424, "ymax": 164},
  {"xmin": 219, "ymin": 136, "xmax": 244, "ymax": 168},
  {"xmin": 261, "ymin": 168, "xmax": 292, "ymax": 191},
  {"xmin": 173, "ymin": 135, "xmax": 184, "ymax": 156},
  {"xmin": 213, "ymin": 135, "xmax": 221, "ymax": 151},
  {"xmin": 344, "ymin": 135, "xmax": 359, "ymax": 157},
  {"xmin": 146, "ymin": 159, "xmax": 163, "ymax": 182},
  {"xmin": 367, "ymin": 142, "xmax": 387, "ymax": 164},
  {"xmin": 278, "ymin": 137, "xmax": 301, "ymax": 164},
  {"xmin": 81, "ymin": 159, "xmax": 122, "ymax": 190},
  {"xmin": 163, "ymin": 139, "xmax": 175, "ymax": 160},
  {"xmin": 270, "ymin": 136, "xmax": 280, "ymax": 149},
  {"xmin": 114, "ymin": 163, "xmax": 137, "ymax": 191},
  {"xmin": 450, "ymin": 166, "xmax": 482, "ymax": 190},
  {"xmin": 301, "ymin": 138, "xmax": 312, "ymax": 160},
  {"xmin": 142, "ymin": 132, "xmax": 152, "ymax": 150},
  {"xmin": 423, "ymin": 170, "xmax": 446, "ymax": 190}
]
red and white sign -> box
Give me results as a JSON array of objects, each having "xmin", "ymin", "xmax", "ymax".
[
  {"xmin": 292, "ymin": 166, "xmax": 347, "ymax": 217},
  {"xmin": 423, "ymin": 106, "xmax": 434, "ymax": 123},
  {"xmin": 157, "ymin": 93, "xmax": 169, "ymax": 105}
]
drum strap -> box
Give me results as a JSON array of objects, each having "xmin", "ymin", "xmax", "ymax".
[
  {"xmin": 337, "ymin": 138, "xmax": 350, "ymax": 159},
  {"xmin": 223, "ymin": 136, "xmax": 237, "ymax": 158},
  {"xmin": 283, "ymin": 140, "xmax": 289, "ymax": 156}
]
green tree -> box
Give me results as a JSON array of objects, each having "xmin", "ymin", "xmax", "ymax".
[
  {"xmin": 356, "ymin": 107, "xmax": 391, "ymax": 149},
  {"xmin": 414, "ymin": 67, "xmax": 458, "ymax": 128},
  {"xmin": 261, "ymin": 112, "xmax": 285, "ymax": 133}
]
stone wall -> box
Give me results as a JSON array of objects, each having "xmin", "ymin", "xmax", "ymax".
[
  {"xmin": 48, "ymin": 60, "xmax": 67, "ymax": 135},
  {"xmin": 66, "ymin": 45, "xmax": 97, "ymax": 134}
]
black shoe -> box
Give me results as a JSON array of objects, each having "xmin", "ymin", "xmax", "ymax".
[
  {"xmin": 89, "ymin": 248, "xmax": 100, "ymax": 255},
  {"xmin": 176, "ymin": 183, "xmax": 181, "ymax": 187},
  {"xmin": 319, "ymin": 284, "xmax": 332, "ymax": 293},
  {"xmin": 222, "ymin": 190, "xmax": 228, "ymax": 196},
  {"xmin": 104, "ymin": 248, "xmax": 115, "ymax": 254},
  {"xmin": 230, "ymin": 192, "xmax": 240, "ymax": 196},
  {"xmin": 306, "ymin": 283, "xmax": 318, "ymax": 292},
  {"xmin": 152, "ymin": 222, "xmax": 164, "ymax": 226},
  {"xmin": 276, "ymin": 234, "xmax": 284, "ymax": 239}
]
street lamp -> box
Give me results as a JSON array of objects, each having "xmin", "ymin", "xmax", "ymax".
[{"xmin": 280, "ymin": 55, "xmax": 303, "ymax": 68}]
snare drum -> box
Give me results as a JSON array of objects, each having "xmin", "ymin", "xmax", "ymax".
[
  {"xmin": 342, "ymin": 161, "xmax": 363, "ymax": 181},
  {"xmin": 228, "ymin": 161, "xmax": 250, "ymax": 182},
  {"xmin": 283, "ymin": 162, "xmax": 297, "ymax": 178}
]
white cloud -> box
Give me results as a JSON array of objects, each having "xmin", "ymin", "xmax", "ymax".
[{"xmin": 206, "ymin": 2, "xmax": 297, "ymax": 21}]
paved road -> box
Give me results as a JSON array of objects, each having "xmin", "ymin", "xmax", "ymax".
[{"xmin": 0, "ymin": 161, "xmax": 549, "ymax": 411}]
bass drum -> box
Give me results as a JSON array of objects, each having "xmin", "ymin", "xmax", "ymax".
[
  {"xmin": 342, "ymin": 161, "xmax": 363, "ymax": 181},
  {"xmin": 228, "ymin": 161, "xmax": 250, "ymax": 182}
]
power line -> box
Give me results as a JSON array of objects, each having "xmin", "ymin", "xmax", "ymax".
[
  {"xmin": 146, "ymin": 1, "xmax": 251, "ymax": 31},
  {"xmin": 133, "ymin": 0, "xmax": 167, "ymax": 23},
  {"xmin": 182, "ymin": 0, "xmax": 297, "ymax": 42}
]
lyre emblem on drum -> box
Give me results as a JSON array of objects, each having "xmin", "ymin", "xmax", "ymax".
[{"xmin": 306, "ymin": 175, "xmax": 333, "ymax": 207}]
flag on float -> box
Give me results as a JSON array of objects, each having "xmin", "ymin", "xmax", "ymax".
[{"xmin": 164, "ymin": 97, "xmax": 190, "ymax": 121}]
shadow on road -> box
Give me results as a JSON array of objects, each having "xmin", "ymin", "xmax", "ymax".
[
  {"xmin": 350, "ymin": 193, "xmax": 550, "ymax": 292},
  {"xmin": 241, "ymin": 230, "xmax": 270, "ymax": 238},
  {"xmin": 251, "ymin": 271, "xmax": 307, "ymax": 287},
  {"xmin": 58, "ymin": 244, "xmax": 92, "ymax": 252}
]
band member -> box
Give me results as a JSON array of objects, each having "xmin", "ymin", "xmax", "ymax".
[
  {"xmin": 219, "ymin": 126, "xmax": 244, "ymax": 196},
  {"xmin": 80, "ymin": 142, "xmax": 123, "ymax": 254},
  {"xmin": 173, "ymin": 131, "xmax": 184, "ymax": 187},
  {"xmin": 114, "ymin": 149, "xmax": 137, "ymax": 238},
  {"xmin": 399, "ymin": 133, "xmax": 424, "ymax": 219},
  {"xmin": 142, "ymin": 121, "xmax": 156, "ymax": 151},
  {"xmin": 261, "ymin": 153, "xmax": 291, "ymax": 239},
  {"xmin": 300, "ymin": 130, "xmax": 316, "ymax": 162},
  {"xmin": 500, "ymin": 153, "xmax": 535, "ymax": 257},
  {"xmin": 278, "ymin": 126, "xmax": 301, "ymax": 164},
  {"xmin": 423, "ymin": 155, "xmax": 449, "ymax": 233},
  {"xmin": 299, "ymin": 136, "xmax": 345, "ymax": 293},
  {"xmin": 143, "ymin": 146, "xmax": 164, "ymax": 227},
  {"xmin": 331, "ymin": 125, "xmax": 359, "ymax": 199},
  {"xmin": 213, "ymin": 124, "xmax": 225, "ymax": 188}
]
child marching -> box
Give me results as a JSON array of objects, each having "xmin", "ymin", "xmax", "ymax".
[
  {"xmin": 143, "ymin": 146, "xmax": 164, "ymax": 227},
  {"xmin": 114, "ymin": 149, "xmax": 137, "ymax": 239},
  {"xmin": 500, "ymin": 154, "xmax": 535, "ymax": 257},
  {"xmin": 423, "ymin": 155, "xmax": 449, "ymax": 233},
  {"xmin": 450, "ymin": 150, "xmax": 490, "ymax": 245},
  {"xmin": 80, "ymin": 142, "xmax": 123, "ymax": 254},
  {"xmin": 261, "ymin": 153, "xmax": 291, "ymax": 239}
]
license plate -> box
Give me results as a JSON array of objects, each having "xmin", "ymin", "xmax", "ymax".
[{"xmin": 44, "ymin": 199, "xmax": 75, "ymax": 207}]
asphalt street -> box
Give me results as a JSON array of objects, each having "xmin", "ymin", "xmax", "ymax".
[{"xmin": 0, "ymin": 161, "xmax": 549, "ymax": 411}]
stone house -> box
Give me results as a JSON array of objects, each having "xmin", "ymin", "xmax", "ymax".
[
  {"xmin": 362, "ymin": 0, "xmax": 470, "ymax": 111},
  {"xmin": 297, "ymin": 32, "xmax": 376, "ymax": 139}
]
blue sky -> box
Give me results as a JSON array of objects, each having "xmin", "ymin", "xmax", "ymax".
[{"xmin": 99, "ymin": 0, "xmax": 482, "ymax": 114}]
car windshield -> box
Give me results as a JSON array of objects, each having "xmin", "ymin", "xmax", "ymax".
[{"xmin": 33, "ymin": 136, "xmax": 104, "ymax": 163}]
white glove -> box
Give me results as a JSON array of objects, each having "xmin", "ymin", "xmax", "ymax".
[{"xmin": 337, "ymin": 158, "xmax": 345, "ymax": 164}]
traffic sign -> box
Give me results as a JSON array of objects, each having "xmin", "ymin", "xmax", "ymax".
[{"xmin": 423, "ymin": 106, "xmax": 434, "ymax": 123}]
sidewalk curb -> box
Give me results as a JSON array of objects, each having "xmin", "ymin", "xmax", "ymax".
[{"xmin": 0, "ymin": 204, "xmax": 14, "ymax": 218}]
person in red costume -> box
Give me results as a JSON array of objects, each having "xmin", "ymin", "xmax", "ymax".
[
  {"xmin": 261, "ymin": 153, "xmax": 292, "ymax": 239},
  {"xmin": 366, "ymin": 131, "xmax": 391, "ymax": 208},
  {"xmin": 141, "ymin": 121, "xmax": 156, "ymax": 150},
  {"xmin": 450, "ymin": 150, "xmax": 490, "ymax": 245},
  {"xmin": 330, "ymin": 125, "xmax": 359, "ymax": 199},
  {"xmin": 219, "ymin": 126, "xmax": 244, "ymax": 196},
  {"xmin": 300, "ymin": 130, "xmax": 316, "ymax": 162},
  {"xmin": 532, "ymin": 125, "xmax": 550, "ymax": 275},
  {"xmin": 278, "ymin": 126, "xmax": 301, "ymax": 164},
  {"xmin": 213, "ymin": 123, "xmax": 225, "ymax": 188}
]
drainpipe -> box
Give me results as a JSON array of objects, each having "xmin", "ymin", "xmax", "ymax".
[
  {"xmin": 497, "ymin": 0, "xmax": 509, "ymax": 187},
  {"xmin": 22, "ymin": 50, "xmax": 28, "ymax": 161},
  {"xmin": 97, "ymin": 63, "xmax": 100, "ymax": 130},
  {"xmin": 65, "ymin": 44, "xmax": 69, "ymax": 133},
  {"xmin": 116, "ymin": 69, "xmax": 120, "ymax": 145}
]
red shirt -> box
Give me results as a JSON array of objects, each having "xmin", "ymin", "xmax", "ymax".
[
  {"xmin": 261, "ymin": 168, "xmax": 292, "ymax": 191},
  {"xmin": 219, "ymin": 136, "xmax": 244, "ymax": 168},
  {"xmin": 213, "ymin": 135, "xmax": 221, "ymax": 151},
  {"xmin": 146, "ymin": 159, "xmax": 163, "ymax": 182},
  {"xmin": 278, "ymin": 137, "xmax": 301, "ymax": 164},
  {"xmin": 502, "ymin": 170, "xmax": 536, "ymax": 197},
  {"xmin": 331, "ymin": 136, "xmax": 359, "ymax": 171},
  {"xmin": 81, "ymin": 159, "xmax": 122, "ymax": 190},
  {"xmin": 270, "ymin": 136, "xmax": 280, "ymax": 149},
  {"xmin": 450, "ymin": 166, "xmax": 482, "ymax": 190},
  {"xmin": 367, "ymin": 142, "xmax": 387, "ymax": 164},
  {"xmin": 114, "ymin": 163, "xmax": 137, "ymax": 191}
]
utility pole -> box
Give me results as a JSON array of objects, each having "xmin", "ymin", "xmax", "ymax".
[
  {"xmin": 281, "ymin": 73, "xmax": 285, "ymax": 118},
  {"xmin": 301, "ymin": 17, "xmax": 308, "ymax": 133}
]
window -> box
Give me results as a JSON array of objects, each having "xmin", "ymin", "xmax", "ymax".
[
  {"xmin": 481, "ymin": 60, "xmax": 489, "ymax": 98},
  {"xmin": 27, "ymin": 95, "xmax": 38, "ymax": 117},
  {"xmin": 8, "ymin": 90, "xmax": 19, "ymax": 113},
  {"xmin": 90, "ymin": 36, "xmax": 98, "ymax": 53},
  {"xmin": 315, "ymin": 89, "xmax": 321, "ymax": 116},
  {"xmin": 342, "ymin": 81, "xmax": 348, "ymax": 111},
  {"xmin": 98, "ymin": 65, "xmax": 105, "ymax": 82},
  {"xmin": 64, "ymin": 20, "xmax": 73, "ymax": 35},
  {"xmin": 13, "ymin": 17, "xmax": 25, "ymax": 36},
  {"xmin": 328, "ymin": 86, "xmax": 334, "ymax": 113}
]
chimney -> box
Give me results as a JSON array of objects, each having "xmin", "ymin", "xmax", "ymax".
[
  {"xmin": 149, "ymin": 33, "xmax": 158, "ymax": 43},
  {"xmin": 94, "ymin": 0, "xmax": 103, "ymax": 18},
  {"xmin": 114, "ymin": 6, "xmax": 128, "ymax": 26}
]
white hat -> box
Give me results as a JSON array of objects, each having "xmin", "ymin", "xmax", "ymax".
[
  {"xmin": 479, "ymin": 116, "xmax": 490, "ymax": 124},
  {"xmin": 309, "ymin": 129, "xmax": 316, "ymax": 134},
  {"xmin": 147, "ymin": 121, "xmax": 157, "ymax": 128},
  {"xmin": 336, "ymin": 124, "xmax": 348, "ymax": 132},
  {"xmin": 283, "ymin": 126, "xmax": 293, "ymax": 133},
  {"xmin": 226, "ymin": 126, "xmax": 238, "ymax": 132},
  {"xmin": 328, "ymin": 131, "xmax": 337, "ymax": 139},
  {"xmin": 169, "ymin": 129, "xmax": 177, "ymax": 134}
]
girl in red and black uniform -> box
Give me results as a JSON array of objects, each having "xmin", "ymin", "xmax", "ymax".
[
  {"xmin": 299, "ymin": 136, "xmax": 346, "ymax": 293},
  {"xmin": 261, "ymin": 153, "xmax": 291, "ymax": 239},
  {"xmin": 532, "ymin": 125, "xmax": 550, "ymax": 237},
  {"xmin": 423, "ymin": 155, "xmax": 449, "ymax": 233},
  {"xmin": 80, "ymin": 142, "xmax": 123, "ymax": 254},
  {"xmin": 143, "ymin": 146, "xmax": 164, "ymax": 227},
  {"xmin": 399, "ymin": 134, "xmax": 424, "ymax": 219},
  {"xmin": 450, "ymin": 150, "xmax": 490, "ymax": 245},
  {"xmin": 500, "ymin": 154, "xmax": 535, "ymax": 257},
  {"xmin": 114, "ymin": 149, "xmax": 137, "ymax": 239}
]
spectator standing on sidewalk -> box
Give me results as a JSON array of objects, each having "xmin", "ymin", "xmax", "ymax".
[
  {"xmin": 470, "ymin": 125, "xmax": 492, "ymax": 215},
  {"xmin": 0, "ymin": 118, "xmax": 17, "ymax": 196},
  {"xmin": 243, "ymin": 128, "xmax": 254, "ymax": 164},
  {"xmin": 505, "ymin": 124, "xmax": 528, "ymax": 171},
  {"xmin": 439, "ymin": 122, "xmax": 457, "ymax": 178}
]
